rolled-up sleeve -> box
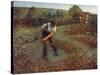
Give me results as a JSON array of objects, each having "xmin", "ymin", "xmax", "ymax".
[
  {"xmin": 41, "ymin": 24, "xmax": 47, "ymax": 29},
  {"xmin": 52, "ymin": 26, "xmax": 57, "ymax": 32}
]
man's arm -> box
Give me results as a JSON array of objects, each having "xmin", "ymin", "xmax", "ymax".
[
  {"xmin": 42, "ymin": 32, "xmax": 53, "ymax": 41},
  {"xmin": 43, "ymin": 25, "xmax": 56, "ymax": 41}
]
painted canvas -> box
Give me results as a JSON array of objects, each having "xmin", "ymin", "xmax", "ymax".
[{"xmin": 11, "ymin": 1, "xmax": 97, "ymax": 74}]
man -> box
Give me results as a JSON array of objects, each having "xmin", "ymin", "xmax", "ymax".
[{"xmin": 40, "ymin": 21, "xmax": 58, "ymax": 61}]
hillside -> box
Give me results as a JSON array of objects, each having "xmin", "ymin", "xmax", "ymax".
[{"xmin": 13, "ymin": 24, "xmax": 97, "ymax": 73}]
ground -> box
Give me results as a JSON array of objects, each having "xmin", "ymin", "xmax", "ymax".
[{"xmin": 13, "ymin": 23, "xmax": 97, "ymax": 73}]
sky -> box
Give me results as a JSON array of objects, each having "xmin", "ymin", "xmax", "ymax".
[{"xmin": 13, "ymin": 1, "xmax": 97, "ymax": 14}]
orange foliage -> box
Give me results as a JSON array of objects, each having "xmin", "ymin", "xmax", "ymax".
[
  {"xmin": 65, "ymin": 24, "xmax": 94, "ymax": 34},
  {"xmin": 72, "ymin": 35, "xmax": 97, "ymax": 48}
]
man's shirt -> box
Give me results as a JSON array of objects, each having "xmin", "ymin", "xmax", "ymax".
[{"xmin": 41, "ymin": 22, "xmax": 56, "ymax": 32}]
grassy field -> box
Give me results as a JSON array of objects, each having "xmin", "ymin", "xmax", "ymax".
[{"xmin": 13, "ymin": 23, "xmax": 97, "ymax": 73}]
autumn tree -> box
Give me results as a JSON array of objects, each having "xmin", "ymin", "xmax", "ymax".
[{"xmin": 68, "ymin": 5, "xmax": 82, "ymax": 23}]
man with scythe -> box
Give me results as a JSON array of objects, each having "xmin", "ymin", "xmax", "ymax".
[{"xmin": 39, "ymin": 20, "xmax": 58, "ymax": 61}]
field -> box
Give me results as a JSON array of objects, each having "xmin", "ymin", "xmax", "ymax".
[{"xmin": 13, "ymin": 23, "xmax": 97, "ymax": 73}]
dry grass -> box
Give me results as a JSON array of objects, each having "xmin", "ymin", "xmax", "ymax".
[
  {"xmin": 70, "ymin": 35, "xmax": 97, "ymax": 48},
  {"xmin": 13, "ymin": 24, "xmax": 97, "ymax": 73},
  {"xmin": 64, "ymin": 24, "xmax": 94, "ymax": 34}
]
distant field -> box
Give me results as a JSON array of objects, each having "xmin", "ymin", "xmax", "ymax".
[{"xmin": 13, "ymin": 24, "xmax": 97, "ymax": 73}]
